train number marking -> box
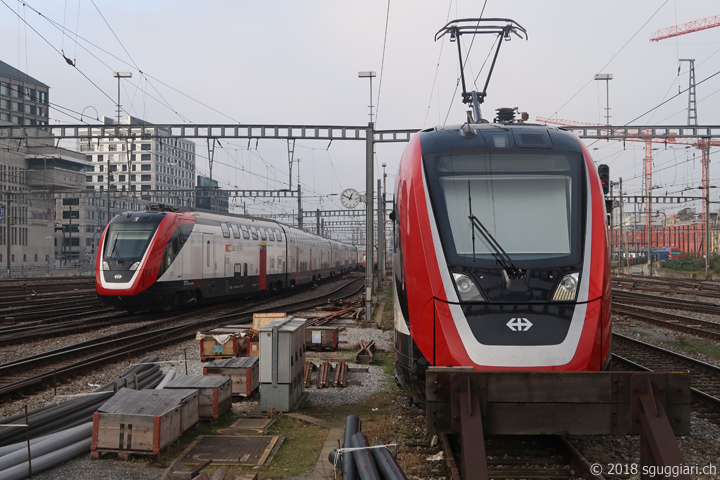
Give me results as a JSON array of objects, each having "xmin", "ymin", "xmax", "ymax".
[{"xmin": 506, "ymin": 318, "xmax": 533, "ymax": 331}]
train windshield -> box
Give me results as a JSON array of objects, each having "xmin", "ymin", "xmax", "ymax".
[
  {"xmin": 103, "ymin": 220, "xmax": 161, "ymax": 262},
  {"xmin": 424, "ymin": 151, "xmax": 582, "ymax": 266}
]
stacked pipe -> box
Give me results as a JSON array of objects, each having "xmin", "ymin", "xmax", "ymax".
[
  {"xmin": 0, "ymin": 356, "xmax": 162, "ymax": 446},
  {"xmin": 329, "ymin": 415, "xmax": 407, "ymax": 480},
  {"xmin": 0, "ymin": 356, "xmax": 162, "ymax": 480}
]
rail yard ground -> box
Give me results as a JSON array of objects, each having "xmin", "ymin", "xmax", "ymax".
[{"xmin": 2, "ymin": 277, "xmax": 720, "ymax": 479}]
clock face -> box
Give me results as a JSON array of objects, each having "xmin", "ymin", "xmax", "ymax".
[{"xmin": 341, "ymin": 188, "xmax": 360, "ymax": 209}]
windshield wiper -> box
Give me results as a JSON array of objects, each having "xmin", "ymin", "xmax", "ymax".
[
  {"xmin": 108, "ymin": 235, "xmax": 123, "ymax": 263},
  {"xmin": 467, "ymin": 181, "xmax": 525, "ymax": 279}
]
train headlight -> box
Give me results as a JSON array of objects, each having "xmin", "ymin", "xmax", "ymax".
[
  {"xmin": 129, "ymin": 262, "xmax": 140, "ymax": 271},
  {"xmin": 102, "ymin": 261, "xmax": 110, "ymax": 271},
  {"xmin": 553, "ymin": 273, "xmax": 579, "ymax": 301},
  {"xmin": 452, "ymin": 273, "xmax": 484, "ymax": 302}
]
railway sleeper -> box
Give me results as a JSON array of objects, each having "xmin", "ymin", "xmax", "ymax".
[{"xmin": 426, "ymin": 369, "xmax": 692, "ymax": 480}]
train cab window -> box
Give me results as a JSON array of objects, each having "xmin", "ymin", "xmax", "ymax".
[
  {"xmin": 268, "ymin": 229, "xmax": 275, "ymax": 241},
  {"xmin": 250, "ymin": 226, "xmax": 259, "ymax": 240},
  {"xmin": 220, "ymin": 223, "xmax": 230, "ymax": 238},
  {"xmin": 425, "ymin": 151, "xmax": 580, "ymax": 266},
  {"xmin": 241, "ymin": 225, "xmax": 250, "ymax": 239},
  {"xmin": 275, "ymin": 228, "xmax": 283, "ymax": 242},
  {"xmin": 259, "ymin": 227, "xmax": 267, "ymax": 241},
  {"xmin": 231, "ymin": 224, "xmax": 241, "ymax": 239}
]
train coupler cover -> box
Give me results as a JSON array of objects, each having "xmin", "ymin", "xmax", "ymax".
[{"xmin": 425, "ymin": 368, "xmax": 690, "ymax": 436}]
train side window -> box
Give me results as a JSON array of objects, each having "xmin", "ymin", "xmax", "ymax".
[
  {"xmin": 241, "ymin": 225, "xmax": 250, "ymax": 239},
  {"xmin": 231, "ymin": 224, "xmax": 240, "ymax": 239},
  {"xmin": 234, "ymin": 263, "xmax": 242, "ymax": 279},
  {"xmin": 269, "ymin": 256, "xmax": 275, "ymax": 273},
  {"xmin": 206, "ymin": 241, "xmax": 211, "ymax": 267},
  {"xmin": 250, "ymin": 226, "xmax": 258, "ymax": 240},
  {"xmin": 268, "ymin": 229, "xmax": 275, "ymax": 241},
  {"xmin": 243, "ymin": 263, "xmax": 248, "ymax": 277},
  {"xmin": 220, "ymin": 223, "xmax": 230, "ymax": 238},
  {"xmin": 259, "ymin": 227, "xmax": 267, "ymax": 241},
  {"xmin": 275, "ymin": 228, "xmax": 283, "ymax": 242}
]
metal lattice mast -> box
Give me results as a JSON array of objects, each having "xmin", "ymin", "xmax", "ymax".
[
  {"xmin": 644, "ymin": 139, "xmax": 654, "ymax": 268},
  {"xmin": 679, "ymin": 59, "xmax": 697, "ymax": 126}
]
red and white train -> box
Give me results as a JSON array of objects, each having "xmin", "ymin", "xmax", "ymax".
[
  {"xmin": 392, "ymin": 121, "xmax": 612, "ymax": 403},
  {"xmin": 96, "ymin": 207, "xmax": 359, "ymax": 311}
]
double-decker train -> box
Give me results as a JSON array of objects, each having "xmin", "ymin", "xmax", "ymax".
[
  {"xmin": 96, "ymin": 207, "xmax": 359, "ymax": 311},
  {"xmin": 392, "ymin": 119, "xmax": 612, "ymax": 404}
]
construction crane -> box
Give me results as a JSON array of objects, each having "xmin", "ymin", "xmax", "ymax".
[
  {"xmin": 649, "ymin": 14, "xmax": 719, "ymax": 225},
  {"xmin": 536, "ymin": 116, "xmax": 719, "ymax": 264},
  {"xmin": 649, "ymin": 15, "xmax": 720, "ymax": 41}
]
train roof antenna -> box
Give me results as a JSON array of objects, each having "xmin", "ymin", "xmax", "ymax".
[{"xmin": 435, "ymin": 18, "xmax": 527, "ymax": 123}]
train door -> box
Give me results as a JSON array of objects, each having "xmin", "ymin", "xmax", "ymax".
[
  {"xmin": 309, "ymin": 248, "xmax": 313, "ymax": 281},
  {"xmin": 296, "ymin": 246, "xmax": 300, "ymax": 286},
  {"xmin": 203, "ymin": 233, "xmax": 214, "ymax": 279},
  {"xmin": 259, "ymin": 245, "xmax": 267, "ymax": 290}
]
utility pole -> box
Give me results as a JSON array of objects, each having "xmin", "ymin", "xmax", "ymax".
[
  {"xmin": 377, "ymin": 179, "xmax": 384, "ymax": 286},
  {"xmin": 365, "ymin": 122, "xmax": 374, "ymax": 322},
  {"xmin": 359, "ymin": 71, "xmax": 376, "ymax": 322},
  {"xmin": 381, "ymin": 162, "xmax": 387, "ymax": 281},
  {"xmin": 619, "ymin": 178, "xmax": 627, "ymax": 267},
  {"xmin": 679, "ymin": 59, "xmax": 697, "ymax": 126},
  {"xmin": 5, "ymin": 194, "xmax": 10, "ymax": 278}
]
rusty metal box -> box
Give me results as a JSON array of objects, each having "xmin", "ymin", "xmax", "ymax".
[
  {"xmin": 305, "ymin": 326, "xmax": 339, "ymax": 351},
  {"xmin": 92, "ymin": 388, "xmax": 188, "ymax": 456},
  {"xmin": 204, "ymin": 356, "xmax": 260, "ymax": 397},
  {"xmin": 165, "ymin": 375, "xmax": 232, "ymax": 420},
  {"xmin": 197, "ymin": 326, "xmax": 248, "ymax": 361}
]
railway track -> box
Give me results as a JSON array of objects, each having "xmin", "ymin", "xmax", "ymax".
[
  {"xmin": 612, "ymin": 289, "xmax": 720, "ymax": 315},
  {"xmin": 611, "ymin": 333, "xmax": 720, "ymax": 423},
  {"xmin": 0, "ymin": 278, "xmax": 95, "ymax": 302},
  {"xmin": 613, "ymin": 276, "xmax": 720, "ymax": 299},
  {"xmin": 0, "ymin": 277, "xmax": 363, "ymax": 401},
  {"xmin": 613, "ymin": 303, "xmax": 720, "ymax": 341},
  {"xmin": 439, "ymin": 433, "xmax": 602, "ymax": 480}
]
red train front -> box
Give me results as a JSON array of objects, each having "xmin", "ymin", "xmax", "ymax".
[{"xmin": 393, "ymin": 121, "xmax": 612, "ymax": 404}]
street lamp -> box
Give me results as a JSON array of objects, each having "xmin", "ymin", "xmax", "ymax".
[
  {"xmin": 111, "ymin": 72, "xmax": 132, "ymax": 226},
  {"xmin": 594, "ymin": 73, "xmax": 613, "ymax": 126},
  {"xmin": 358, "ymin": 71, "xmax": 376, "ymax": 123}
]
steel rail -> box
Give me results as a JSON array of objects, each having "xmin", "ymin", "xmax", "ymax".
[
  {"xmin": 612, "ymin": 333, "xmax": 720, "ymax": 420},
  {"xmin": 613, "ymin": 303, "xmax": 720, "ymax": 341},
  {"xmin": 0, "ymin": 277, "xmax": 363, "ymax": 400}
]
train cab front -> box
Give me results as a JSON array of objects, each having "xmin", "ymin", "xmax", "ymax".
[
  {"xmin": 394, "ymin": 125, "xmax": 612, "ymax": 403},
  {"xmin": 95, "ymin": 211, "xmax": 170, "ymax": 310}
]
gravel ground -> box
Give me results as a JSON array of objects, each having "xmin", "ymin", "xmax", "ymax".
[
  {"xmin": 6, "ymin": 283, "xmax": 720, "ymax": 479},
  {"xmin": 0, "ymin": 323, "xmax": 394, "ymax": 480}
]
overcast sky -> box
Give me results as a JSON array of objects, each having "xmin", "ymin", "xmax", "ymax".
[{"xmin": 1, "ymin": 0, "xmax": 719, "ymax": 223}]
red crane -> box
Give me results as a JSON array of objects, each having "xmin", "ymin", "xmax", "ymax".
[
  {"xmin": 650, "ymin": 15, "xmax": 720, "ymax": 41},
  {"xmin": 536, "ymin": 117, "xmax": 719, "ymax": 260},
  {"xmin": 649, "ymin": 14, "xmax": 719, "ymax": 224}
]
